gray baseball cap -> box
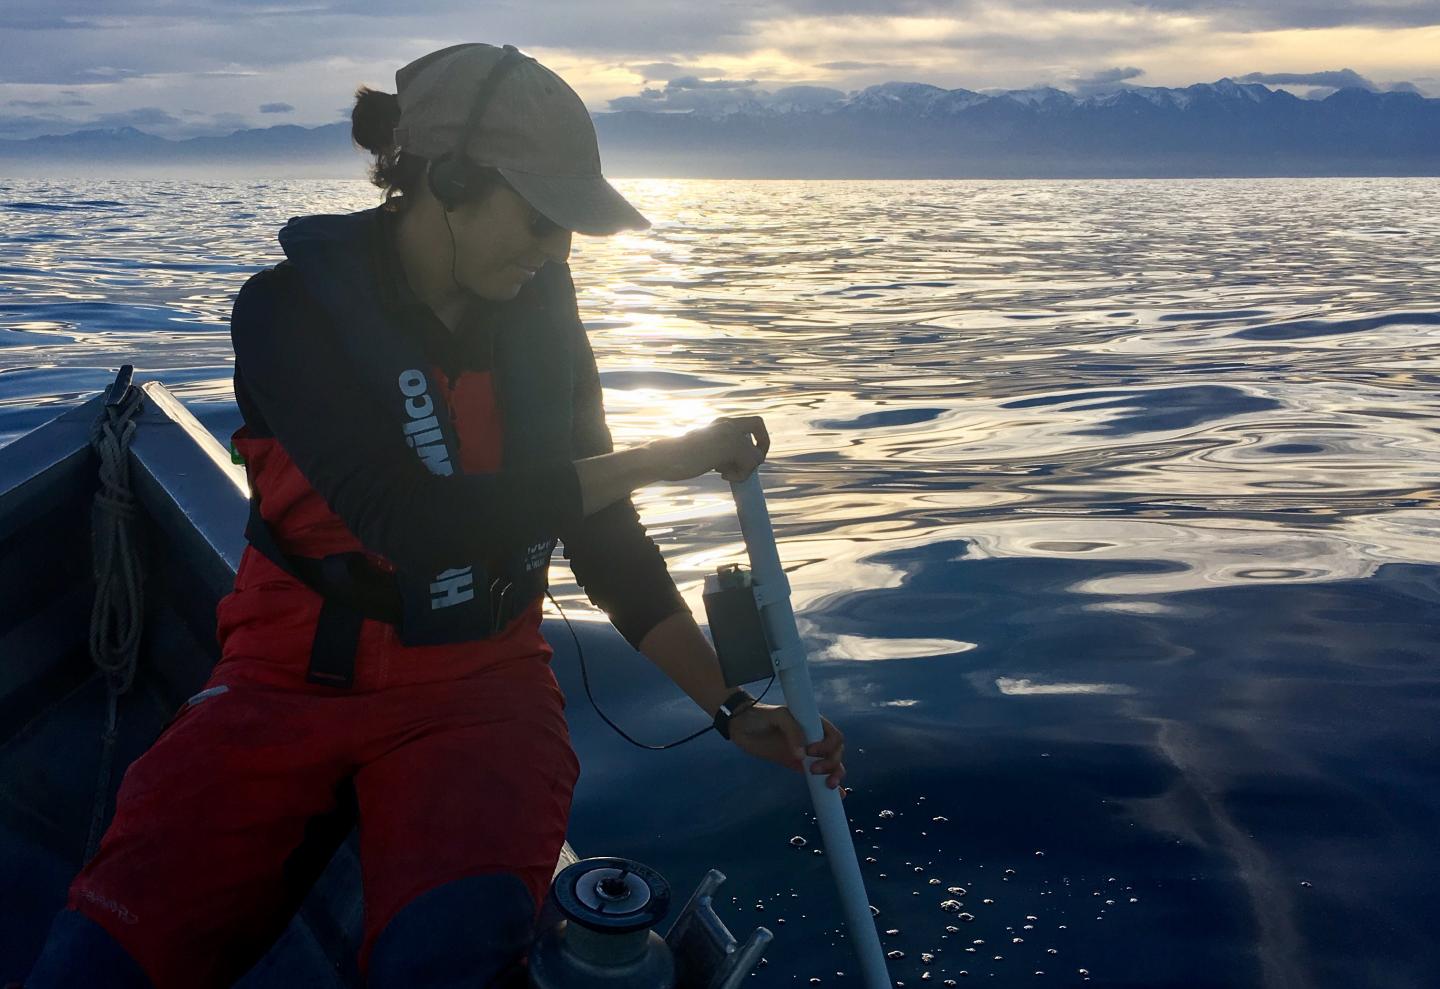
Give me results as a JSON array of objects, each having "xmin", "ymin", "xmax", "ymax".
[{"xmin": 391, "ymin": 43, "xmax": 649, "ymax": 235}]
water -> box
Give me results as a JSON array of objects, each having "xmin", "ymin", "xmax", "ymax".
[{"xmin": 4, "ymin": 177, "xmax": 1439, "ymax": 988}]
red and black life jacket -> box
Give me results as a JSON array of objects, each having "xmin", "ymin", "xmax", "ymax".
[{"xmin": 237, "ymin": 208, "xmax": 578, "ymax": 686}]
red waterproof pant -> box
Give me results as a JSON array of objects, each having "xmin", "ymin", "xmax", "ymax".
[{"xmin": 62, "ymin": 549, "xmax": 581, "ymax": 989}]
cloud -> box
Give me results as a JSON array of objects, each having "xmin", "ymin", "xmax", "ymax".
[
  {"xmin": 665, "ymin": 75, "xmax": 758, "ymax": 91},
  {"xmin": 816, "ymin": 60, "xmax": 897, "ymax": 71},
  {"xmin": 7, "ymin": 93, "xmax": 92, "ymax": 108},
  {"xmin": 258, "ymin": 101, "xmax": 294, "ymax": 113},
  {"xmin": 1064, "ymin": 65, "xmax": 1145, "ymax": 96},
  {"xmin": 608, "ymin": 76, "xmax": 845, "ymax": 113},
  {"xmin": 1, "ymin": 0, "xmax": 1437, "ymax": 134},
  {"xmin": 629, "ymin": 62, "xmax": 727, "ymax": 81},
  {"xmin": 1237, "ymin": 68, "xmax": 1377, "ymax": 90}
]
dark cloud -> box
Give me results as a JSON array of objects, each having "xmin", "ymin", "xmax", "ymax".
[
  {"xmin": 1237, "ymin": 69, "xmax": 1377, "ymax": 90},
  {"xmin": 1079, "ymin": 66, "xmax": 1145, "ymax": 85},
  {"xmin": 258, "ymin": 102, "xmax": 294, "ymax": 113}
]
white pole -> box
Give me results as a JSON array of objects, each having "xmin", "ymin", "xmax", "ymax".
[{"xmin": 729, "ymin": 472, "xmax": 892, "ymax": 989}]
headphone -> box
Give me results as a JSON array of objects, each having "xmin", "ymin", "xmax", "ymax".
[{"xmin": 427, "ymin": 44, "xmax": 530, "ymax": 211}]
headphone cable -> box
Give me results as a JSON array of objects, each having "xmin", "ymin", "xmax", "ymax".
[{"xmin": 545, "ymin": 589, "xmax": 775, "ymax": 750}]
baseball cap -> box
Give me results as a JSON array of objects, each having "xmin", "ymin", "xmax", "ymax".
[{"xmin": 391, "ymin": 43, "xmax": 649, "ymax": 235}]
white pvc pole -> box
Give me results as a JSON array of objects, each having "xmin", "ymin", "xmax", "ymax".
[{"xmin": 729, "ymin": 472, "xmax": 891, "ymax": 989}]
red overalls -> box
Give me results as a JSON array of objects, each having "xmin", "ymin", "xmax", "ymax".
[{"xmin": 61, "ymin": 365, "xmax": 581, "ymax": 989}]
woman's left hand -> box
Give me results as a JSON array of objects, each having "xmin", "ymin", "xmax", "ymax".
[{"xmin": 727, "ymin": 702, "xmax": 847, "ymax": 796}]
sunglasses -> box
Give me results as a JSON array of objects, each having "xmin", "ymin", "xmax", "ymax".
[
  {"xmin": 525, "ymin": 203, "xmax": 565, "ymax": 240},
  {"xmin": 498, "ymin": 177, "xmax": 565, "ymax": 239}
]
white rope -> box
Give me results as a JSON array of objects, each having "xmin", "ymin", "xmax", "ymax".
[{"xmin": 85, "ymin": 383, "xmax": 146, "ymax": 861}]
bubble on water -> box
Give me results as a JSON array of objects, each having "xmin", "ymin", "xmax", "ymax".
[
  {"xmin": 878, "ymin": 809, "xmax": 896, "ymax": 820},
  {"xmin": 1012, "ymin": 937, "xmax": 1024, "ymax": 944},
  {"xmin": 1025, "ymin": 916, "xmax": 1037, "ymax": 921},
  {"xmin": 914, "ymin": 866, "xmax": 925, "ymax": 874},
  {"xmin": 1034, "ymin": 850, "xmax": 1045, "ymax": 857},
  {"xmin": 870, "ymin": 905, "xmax": 880, "ymax": 917},
  {"xmin": 939, "ymin": 900, "xmax": 963, "ymax": 913},
  {"xmin": 813, "ymin": 849, "xmax": 824, "ymax": 855},
  {"xmin": 959, "ymin": 913, "xmax": 976, "ymax": 922},
  {"xmin": 944, "ymin": 981, "xmax": 958, "ymax": 987},
  {"xmin": 1129, "ymin": 897, "xmax": 1139, "ymax": 903},
  {"xmin": 921, "ymin": 953, "xmax": 935, "ymax": 963},
  {"xmin": 1299, "ymin": 881, "xmax": 1312, "ymax": 888},
  {"xmin": 810, "ymin": 979, "xmax": 821, "ymax": 985},
  {"xmin": 754, "ymin": 903, "xmax": 764, "ymax": 911},
  {"xmin": 1104, "ymin": 900, "xmax": 1115, "ymax": 906},
  {"xmin": 947, "ymin": 886, "xmax": 967, "ymax": 896},
  {"xmin": 1078, "ymin": 970, "xmax": 1089, "ymax": 977},
  {"xmin": 932, "ymin": 815, "xmax": 948, "ymax": 823},
  {"xmin": 973, "ymin": 939, "xmax": 985, "ymax": 945},
  {"xmin": 1047, "ymin": 949, "xmax": 1057, "ymax": 955},
  {"xmin": 1004, "ymin": 869, "xmax": 1016, "ymax": 876},
  {"xmin": 866, "ymin": 856, "xmax": 878, "ymax": 863},
  {"xmin": 885, "ymin": 929, "xmax": 902, "ymax": 936},
  {"xmin": 945, "ymin": 925, "xmax": 960, "ymax": 933},
  {"xmin": 886, "ymin": 950, "xmax": 906, "ymax": 960},
  {"xmin": 1058, "ymin": 926, "xmax": 1066, "ymax": 931},
  {"xmin": 921, "ymin": 974, "xmax": 932, "ymax": 981},
  {"xmin": 928, "ymin": 878, "xmax": 942, "ymax": 885},
  {"xmin": 790, "ymin": 836, "xmax": 807, "ymax": 848},
  {"xmin": 982, "ymin": 899, "xmax": 994, "ymax": 905}
]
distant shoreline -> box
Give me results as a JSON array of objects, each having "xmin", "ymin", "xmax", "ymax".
[{"xmin": 3, "ymin": 164, "xmax": 1436, "ymax": 181}]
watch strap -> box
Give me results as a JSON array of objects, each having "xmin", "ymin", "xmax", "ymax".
[{"xmin": 713, "ymin": 688, "xmax": 757, "ymax": 740}]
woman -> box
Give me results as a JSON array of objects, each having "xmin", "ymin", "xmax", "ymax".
[{"xmin": 25, "ymin": 42, "xmax": 846, "ymax": 989}]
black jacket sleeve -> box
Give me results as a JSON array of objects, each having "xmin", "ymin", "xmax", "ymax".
[
  {"xmin": 231, "ymin": 265, "xmax": 585, "ymax": 575},
  {"xmin": 556, "ymin": 284, "xmax": 691, "ymax": 651}
]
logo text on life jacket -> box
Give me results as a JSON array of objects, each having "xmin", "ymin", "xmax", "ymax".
[
  {"xmin": 525, "ymin": 539, "xmax": 556, "ymax": 572},
  {"xmin": 398, "ymin": 370, "xmax": 475, "ymax": 610},
  {"xmin": 397, "ymin": 369, "xmax": 454, "ymax": 478}
]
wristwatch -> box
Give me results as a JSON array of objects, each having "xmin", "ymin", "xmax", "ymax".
[{"xmin": 712, "ymin": 688, "xmax": 758, "ymax": 740}]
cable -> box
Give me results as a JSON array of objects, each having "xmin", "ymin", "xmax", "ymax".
[
  {"xmin": 442, "ymin": 206, "xmax": 462, "ymax": 293},
  {"xmin": 545, "ymin": 589, "xmax": 775, "ymax": 750}
]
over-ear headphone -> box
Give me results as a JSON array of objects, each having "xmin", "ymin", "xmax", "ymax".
[{"xmin": 427, "ymin": 44, "xmax": 529, "ymax": 210}]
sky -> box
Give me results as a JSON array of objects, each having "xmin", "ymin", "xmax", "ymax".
[{"xmin": 1, "ymin": 0, "xmax": 1437, "ymax": 140}]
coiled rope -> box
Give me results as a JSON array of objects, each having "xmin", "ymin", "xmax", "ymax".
[{"xmin": 85, "ymin": 373, "xmax": 146, "ymax": 861}]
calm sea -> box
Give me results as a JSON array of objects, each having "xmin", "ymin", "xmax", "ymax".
[{"xmin": 3, "ymin": 178, "xmax": 1438, "ymax": 988}]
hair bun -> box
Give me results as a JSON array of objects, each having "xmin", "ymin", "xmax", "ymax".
[{"xmin": 351, "ymin": 86, "xmax": 401, "ymax": 154}]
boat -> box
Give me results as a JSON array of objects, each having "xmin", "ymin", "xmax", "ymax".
[{"xmin": 0, "ymin": 370, "xmax": 767, "ymax": 987}]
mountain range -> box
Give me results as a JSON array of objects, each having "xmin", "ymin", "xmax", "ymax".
[{"xmin": 2, "ymin": 79, "xmax": 1435, "ymax": 178}]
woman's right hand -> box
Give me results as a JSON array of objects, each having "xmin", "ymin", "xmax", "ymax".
[{"xmin": 650, "ymin": 416, "xmax": 770, "ymax": 483}]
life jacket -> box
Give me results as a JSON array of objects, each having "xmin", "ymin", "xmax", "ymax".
[{"xmin": 239, "ymin": 207, "xmax": 577, "ymax": 686}]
